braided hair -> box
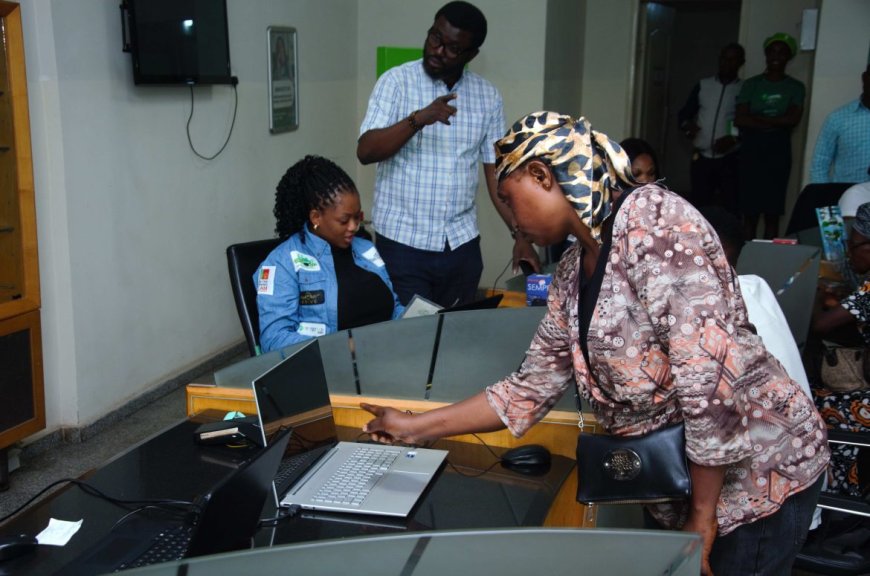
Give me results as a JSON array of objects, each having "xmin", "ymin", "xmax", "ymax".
[{"xmin": 273, "ymin": 155, "xmax": 357, "ymax": 240}]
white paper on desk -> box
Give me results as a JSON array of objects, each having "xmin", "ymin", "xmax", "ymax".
[
  {"xmin": 400, "ymin": 294, "xmax": 442, "ymax": 318},
  {"xmin": 37, "ymin": 518, "xmax": 83, "ymax": 546}
]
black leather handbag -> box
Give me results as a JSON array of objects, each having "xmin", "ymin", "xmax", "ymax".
[{"xmin": 575, "ymin": 420, "xmax": 692, "ymax": 505}]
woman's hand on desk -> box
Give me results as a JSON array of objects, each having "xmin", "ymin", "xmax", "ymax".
[
  {"xmin": 361, "ymin": 403, "xmax": 423, "ymax": 445},
  {"xmin": 362, "ymin": 393, "xmax": 506, "ymax": 445}
]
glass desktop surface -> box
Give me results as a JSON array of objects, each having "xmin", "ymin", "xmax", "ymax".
[
  {"xmin": 120, "ymin": 528, "xmax": 702, "ymax": 576},
  {"xmin": 269, "ymin": 430, "xmax": 573, "ymax": 545},
  {"xmin": 0, "ymin": 414, "xmax": 262, "ymax": 575},
  {"xmin": 0, "ymin": 414, "xmax": 573, "ymax": 575}
]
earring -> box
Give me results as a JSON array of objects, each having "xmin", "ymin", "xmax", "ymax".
[{"xmin": 313, "ymin": 223, "xmax": 319, "ymax": 231}]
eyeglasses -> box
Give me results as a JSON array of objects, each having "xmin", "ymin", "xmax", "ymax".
[{"xmin": 426, "ymin": 29, "xmax": 470, "ymax": 59}]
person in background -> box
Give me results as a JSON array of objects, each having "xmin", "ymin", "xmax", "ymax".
[
  {"xmin": 619, "ymin": 137, "xmax": 659, "ymax": 184},
  {"xmin": 839, "ymin": 182, "xmax": 870, "ymax": 222},
  {"xmin": 678, "ymin": 43, "xmax": 745, "ymax": 213},
  {"xmin": 735, "ymin": 33, "xmax": 805, "ymax": 240},
  {"xmin": 810, "ymin": 64, "xmax": 870, "ymax": 185},
  {"xmin": 812, "ymin": 202, "xmax": 870, "ymax": 498},
  {"xmin": 255, "ymin": 156, "xmax": 403, "ymax": 353},
  {"xmin": 363, "ymin": 111, "xmax": 828, "ymax": 576},
  {"xmin": 357, "ymin": 1, "xmax": 539, "ymax": 307}
]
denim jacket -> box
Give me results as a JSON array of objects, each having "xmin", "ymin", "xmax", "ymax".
[{"xmin": 255, "ymin": 224, "xmax": 404, "ymax": 352}]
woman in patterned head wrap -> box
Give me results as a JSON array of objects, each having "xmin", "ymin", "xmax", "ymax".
[{"xmin": 363, "ymin": 112, "xmax": 828, "ymax": 576}]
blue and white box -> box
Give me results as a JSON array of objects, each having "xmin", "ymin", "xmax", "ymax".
[{"xmin": 526, "ymin": 274, "xmax": 552, "ymax": 306}]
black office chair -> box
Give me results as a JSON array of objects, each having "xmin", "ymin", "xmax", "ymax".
[
  {"xmin": 226, "ymin": 237, "xmax": 282, "ymax": 356},
  {"xmin": 785, "ymin": 183, "xmax": 854, "ymax": 236},
  {"xmin": 794, "ymin": 430, "xmax": 870, "ymax": 575}
]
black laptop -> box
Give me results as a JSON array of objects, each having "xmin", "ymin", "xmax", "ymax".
[{"xmin": 58, "ymin": 427, "xmax": 290, "ymax": 575}]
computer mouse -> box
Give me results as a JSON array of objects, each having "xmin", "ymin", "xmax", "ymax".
[
  {"xmin": 0, "ymin": 534, "xmax": 38, "ymax": 562},
  {"xmin": 500, "ymin": 444, "xmax": 551, "ymax": 474}
]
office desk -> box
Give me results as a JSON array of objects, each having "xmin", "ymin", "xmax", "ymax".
[
  {"xmin": 0, "ymin": 414, "xmax": 574, "ymax": 575},
  {"xmin": 186, "ymin": 386, "xmax": 593, "ymax": 527}
]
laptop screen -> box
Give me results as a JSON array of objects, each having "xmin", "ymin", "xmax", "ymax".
[
  {"xmin": 187, "ymin": 426, "xmax": 291, "ymax": 556},
  {"xmin": 252, "ymin": 340, "xmax": 339, "ymax": 456}
]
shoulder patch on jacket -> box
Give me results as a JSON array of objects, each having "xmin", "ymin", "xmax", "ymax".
[
  {"xmin": 291, "ymin": 251, "xmax": 321, "ymax": 272},
  {"xmin": 257, "ymin": 266, "xmax": 276, "ymax": 295},
  {"xmin": 361, "ymin": 246, "xmax": 385, "ymax": 267}
]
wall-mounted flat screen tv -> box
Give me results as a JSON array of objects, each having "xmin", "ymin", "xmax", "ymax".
[{"xmin": 124, "ymin": 0, "xmax": 234, "ymax": 85}]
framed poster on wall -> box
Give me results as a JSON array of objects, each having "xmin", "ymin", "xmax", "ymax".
[{"xmin": 268, "ymin": 26, "xmax": 298, "ymax": 133}]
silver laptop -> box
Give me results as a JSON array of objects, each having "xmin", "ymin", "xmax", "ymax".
[{"xmin": 251, "ymin": 340, "xmax": 447, "ymax": 518}]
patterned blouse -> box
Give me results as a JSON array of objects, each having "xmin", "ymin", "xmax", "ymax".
[
  {"xmin": 841, "ymin": 280, "xmax": 870, "ymax": 346},
  {"xmin": 485, "ymin": 185, "xmax": 829, "ymax": 535}
]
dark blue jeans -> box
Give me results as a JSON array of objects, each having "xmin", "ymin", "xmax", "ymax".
[
  {"xmin": 375, "ymin": 235, "xmax": 483, "ymax": 308},
  {"xmin": 643, "ymin": 474, "xmax": 823, "ymax": 575},
  {"xmin": 708, "ymin": 474, "xmax": 823, "ymax": 575}
]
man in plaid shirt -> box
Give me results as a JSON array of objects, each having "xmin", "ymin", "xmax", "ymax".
[
  {"xmin": 810, "ymin": 64, "xmax": 870, "ymax": 184},
  {"xmin": 357, "ymin": 1, "xmax": 538, "ymax": 307}
]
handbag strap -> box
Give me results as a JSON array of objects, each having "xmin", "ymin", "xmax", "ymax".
[{"xmin": 573, "ymin": 191, "xmax": 633, "ymax": 432}]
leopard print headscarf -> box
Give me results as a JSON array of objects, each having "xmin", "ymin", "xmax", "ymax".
[{"xmin": 494, "ymin": 111, "xmax": 635, "ymax": 243}]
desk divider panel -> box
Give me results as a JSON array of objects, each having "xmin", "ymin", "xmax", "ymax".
[
  {"xmin": 736, "ymin": 241, "xmax": 820, "ymax": 350},
  {"xmin": 349, "ymin": 314, "xmax": 439, "ymax": 400},
  {"xmin": 121, "ymin": 529, "xmax": 700, "ymax": 575},
  {"xmin": 214, "ymin": 349, "xmax": 286, "ymax": 389},
  {"xmin": 315, "ymin": 330, "xmax": 357, "ymax": 394},
  {"xmin": 213, "ymin": 309, "xmax": 577, "ymax": 407},
  {"xmin": 428, "ymin": 307, "xmax": 548, "ymax": 401}
]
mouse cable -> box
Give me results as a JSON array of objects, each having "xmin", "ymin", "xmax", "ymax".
[
  {"xmin": 186, "ymin": 82, "xmax": 238, "ymax": 161},
  {"xmin": 444, "ymin": 458, "xmax": 502, "ymax": 478},
  {"xmin": 70, "ymin": 479, "xmax": 196, "ymax": 511},
  {"xmin": 489, "ymin": 256, "xmax": 513, "ymax": 297},
  {"xmin": 0, "ymin": 478, "xmax": 196, "ymax": 525},
  {"xmin": 469, "ymin": 432, "xmax": 508, "ymax": 462},
  {"xmin": 258, "ymin": 504, "xmax": 301, "ymax": 528}
]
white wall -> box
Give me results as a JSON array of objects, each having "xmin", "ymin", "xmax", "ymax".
[
  {"xmin": 801, "ymin": 0, "xmax": 870, "ymax": 185},
  {"xmin": 544, "ymin": 0, "xmax": 586, "ymax": 118},
  {"xmin": 355, "ymin": 0, "xmax": 549, "ymax": 288},
  {"xmin": 22, "ymin": 0, "xmax": 360, "ymax": 427},
  {"xmin": 577, "ymin": 0, "xmax": 637, "ymax": 138}
]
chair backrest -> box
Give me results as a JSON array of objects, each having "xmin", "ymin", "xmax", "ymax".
[
  {"xmin": 736, "ymin": 241, "xmax": 820, "ymax": 351},
  {"xmin": 785, "ymin": 182, "xmax": 853, "ymax": 235},
  {"xmin": 226, "ymin": 238, "xmax": 283, "ymax": 356}
]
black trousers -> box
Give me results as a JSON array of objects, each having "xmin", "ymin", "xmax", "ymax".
[{"xmin": 690, "ymin": 151, "xmax": 739, "ymax": 214}]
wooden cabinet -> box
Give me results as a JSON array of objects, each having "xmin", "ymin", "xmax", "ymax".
[{"xmin": 0, "ymin": 1, "xmax": 44, "ymax": 489}]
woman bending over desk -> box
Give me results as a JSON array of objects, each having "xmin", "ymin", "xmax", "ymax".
[
  {"xmin": 255, "ymin": 156, "xmax": 403, "ymax": 352},
  {"xmin": 363, "ymin": 112, "xmax": 828, "ymax": 576}
]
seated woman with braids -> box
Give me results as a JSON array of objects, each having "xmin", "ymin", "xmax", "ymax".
[{"xmin": 255, "ymin": 155, "xmax": 403, "ymax": 352}]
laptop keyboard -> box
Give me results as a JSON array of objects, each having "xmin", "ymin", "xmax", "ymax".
[
  {"xmin": 275, "ymin": 449, "xmax": 325, "ymax": 495},
  {"xmin": 116, "ymin": 524, "xmax": 193, "ymax": 571},
  {"xmin": 312, "ymin": 447, "xmax": 399, "ymax": 506}
]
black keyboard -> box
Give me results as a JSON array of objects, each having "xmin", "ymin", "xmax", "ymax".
[
  {"xmin": 116, "ymin": 524, "xmax": 193, "ymax": 570},
  {"xmin": 274, "ymin": 449, "xmax": 324, "ymax": 496}
]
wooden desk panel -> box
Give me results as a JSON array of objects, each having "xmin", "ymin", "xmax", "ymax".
[{"xmin": 185, "ymin": 384, "xmax": 598, "ymax": 527}]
